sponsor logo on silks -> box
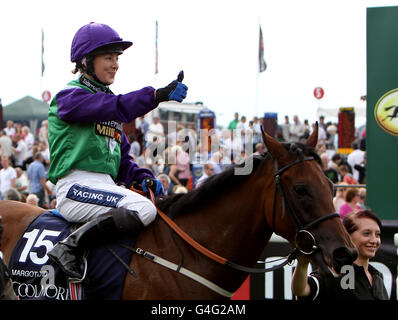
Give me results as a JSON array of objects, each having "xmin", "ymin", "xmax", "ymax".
[
  {"xmin": 66, "ymin": 184, "xmax": 125, "ymax": 208},
  {"xmin": 95, "ymin": 120, "xmax": 123, "ymax": 144},
  {"xmin": 374, "ymin": 88, "xmax": 398, "ymax": 136}
]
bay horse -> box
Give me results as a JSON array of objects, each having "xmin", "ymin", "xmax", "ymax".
[{"xmin": 0, "ymin": 124, "xmax": 357, "ymax": 299}]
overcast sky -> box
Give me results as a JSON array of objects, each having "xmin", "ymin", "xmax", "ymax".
[{"xmin": 0, "ymin": 0, "xmax": 397, "ymax": 127}]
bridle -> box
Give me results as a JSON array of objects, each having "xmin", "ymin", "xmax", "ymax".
[
  {"xmin": 270, "ymin": 152, "xmax": 340, "ymax": 257},
  {"xmin": 131, "ymin": 151, "xmax": 339, "ymax": 274}
]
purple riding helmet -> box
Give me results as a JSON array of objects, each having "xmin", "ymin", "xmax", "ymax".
[{"xmin": 71, "ymin": 22, "xmax": 133, "ymax": 63}]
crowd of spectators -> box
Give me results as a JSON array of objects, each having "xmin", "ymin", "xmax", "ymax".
[
  {"xmin": 0, "ymin": 112, "xmax": 366, "ymax": 213},
  {"xmin": 0, "ymin": 119, "xmax": 53, "ymax": 208},
  {"xmin": 133, "ymin": 113, "xmax": 366, "ymax": 204}
]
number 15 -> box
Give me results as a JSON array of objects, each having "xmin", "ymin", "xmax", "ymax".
[{"xmin": 19, "ymin": 229, "xmax": 61, "ymax": 265}]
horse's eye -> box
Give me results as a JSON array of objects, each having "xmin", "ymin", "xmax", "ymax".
[{"xmin": 294, "ymin": 185, "xmax": 307, "ymax": 196}]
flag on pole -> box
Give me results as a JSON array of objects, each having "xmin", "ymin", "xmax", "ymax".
[
  {"xmin": 41, "ymin": 29, "xmax": 45, "ymax": 77},
  {"xmin": 259, "ymin": 25, "xmax": 267, "ymax": 72},
  {"xmin": 155, "ymin": 21, "xmax": 159, "ymax": 74}
]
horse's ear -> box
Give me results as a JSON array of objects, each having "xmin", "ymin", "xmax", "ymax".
[
  {"xmin": 261, "ymin": 126, "xmax": 289, "ymax": 159},
  {"xmin": 306, "ymin": 121, "xmax": 319, "ymax": 149}
]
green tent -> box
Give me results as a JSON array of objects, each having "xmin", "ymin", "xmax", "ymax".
[
  {"xmin": 2, "ymin": 96, "xmax": 49, "ymax": 135},
  {"xmin": 3, "ymin": 95, "xmax": 49, "ymax": 122}
]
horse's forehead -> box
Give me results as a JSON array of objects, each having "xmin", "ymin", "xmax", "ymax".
[{"xmin": 284, "ymin": 157, "xmax": 322, "ymax": 180}]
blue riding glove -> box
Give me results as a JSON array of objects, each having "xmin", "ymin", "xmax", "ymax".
[
  {"xmin": 142, "ymin": 177, "xmax": 164, "ymax": 197},
  {"xmin": 155, "ymin": 70, "xmax": 188, "ymax": 103}
]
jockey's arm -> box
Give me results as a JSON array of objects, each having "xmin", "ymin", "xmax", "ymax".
[{"xmin": 56, "ymin": 86, "xmax": 158, "ymax": 124}]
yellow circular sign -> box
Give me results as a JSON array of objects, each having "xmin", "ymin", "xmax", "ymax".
[{"xmin": 374, "ymin": 88, "xmax": 398, "ymax": 136}]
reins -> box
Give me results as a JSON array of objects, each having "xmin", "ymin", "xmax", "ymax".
[{"xmin": 130, "ymin": 186, "xmax": 297, "ymax": 273}]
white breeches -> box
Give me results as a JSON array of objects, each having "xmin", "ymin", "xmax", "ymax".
[{"xmin": 55, "ymin": 170, "xmax": 157, "ymax": 226}]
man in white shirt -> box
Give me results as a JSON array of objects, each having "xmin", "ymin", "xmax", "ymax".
[
  {"xmin": 3, "ymin": 120, "xmax": 15, "ymax": 137},
  {"xmin": 11, "ymin": 134, "xmax": 27, "ymax": 168},
  {"xmin": 236, "ymin": 116, "xmax": 247, "ymax": 137},
  {"xmin": 347, "ymin": 142, "xmax": 365, "ymax": 182},
  {"xmin": 236, "ymin": 116, "xmax": 248, "ymax": 151},
  {"xmin": 280, "ymin": 115, "xmax": 291, "ymax": 142},
  {"xmin": 196, "ymin": 162, "xmax": 215, "ymax": 187},
  {"xmin": 252, "ymin": 117, "xmax": 262, "ymax": 147},
  {"xmin": 208, "ymin": 152, "xmax": 223, "ymax": 174},
  {"xmin": 290, "ymin": 115, "xmax": 306, "ymax": 142},
  {"xmin": 0, "ymin": 131, "xmax": 13, "ymax": 158},
  {"xmin": 22, "ymin": 126, "xmax": 35, "ymax": 159},
  {"xmin": 0, "ymin": 156, "xmax": 16, "ymax": 199},
  {"xmin": 317, "ymin": 124, "xmax": 327, "ymax": 144},
  {"xmin": 145, "ymin": 116, "xmax": 165, "ymax": 146},
  {"xmin": 38, "ymin": 120, "xmax": 49, "ymax": 143},
  {"xmin": 15, "ymin": 167, "xmax": 29, "ymax": 196},
  {"xmin": 38, "ymin": 141, "xmax": 50, "ymax": 171}
]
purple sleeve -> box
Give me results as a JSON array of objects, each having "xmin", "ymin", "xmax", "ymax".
[
  {"xmin": 56, "ymin": 86, "xmax": 157, "ymax": 123},
  {"xmin": 116, "ymin": 132, "xmax": 154, "ymax": 186}
]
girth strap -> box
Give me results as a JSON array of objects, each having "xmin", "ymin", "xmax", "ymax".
[{"xmin": 120, "ymin": 245, "xmax": 235, "ymax": 298}]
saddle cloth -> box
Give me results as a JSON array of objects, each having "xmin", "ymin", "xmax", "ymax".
[{"xmin": 8, "ymin": 210, "xmax": 136, "ymax": 300}]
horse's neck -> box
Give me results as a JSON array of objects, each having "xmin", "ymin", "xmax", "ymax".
[
  {"xmin": 177, "ymin": 176, "xmax": 272, "ymax": 271},
  {"xmin": 210, "ymin": 185, "xmax": 271, "ymax": 264}
]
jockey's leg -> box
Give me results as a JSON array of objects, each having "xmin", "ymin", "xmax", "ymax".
[
  {"xmin": 47, "ymin": 208, "xmax": 144, "ymax": 281},
  {"xmin": 48, "ymin": 170, "xmax": 157, "ymax": 280},
  {"xmin": 54, "ymin": 170, "xmax": 157, "ymax": 225}
]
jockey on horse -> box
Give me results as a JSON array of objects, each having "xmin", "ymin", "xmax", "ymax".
[{"xmin": 47, "ymin": 22, "xmax": 188, "ymax": 281}]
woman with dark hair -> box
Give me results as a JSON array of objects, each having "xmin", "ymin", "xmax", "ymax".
[{"xmin": 291, "ymin": 209, "xmax": 388, "ymax": 300}]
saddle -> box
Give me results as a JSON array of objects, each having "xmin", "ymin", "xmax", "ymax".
[{"xmin": 8, "ymin": 210, "xmax": 137, "ymax": 300}]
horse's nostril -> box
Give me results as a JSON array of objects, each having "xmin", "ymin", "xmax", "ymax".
[{"xmin": 332, "ymin": 247, "xmax": 358, "ymax": 271}]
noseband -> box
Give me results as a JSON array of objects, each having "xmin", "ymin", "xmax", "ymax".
[{"xmin": 271, "ymin": 152, "xmax": 339, "ymax": 255}]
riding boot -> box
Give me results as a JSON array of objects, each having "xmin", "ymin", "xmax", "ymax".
[{"xmin": 47, "ymin": 208, "xmax": 144, "ymax": 280}]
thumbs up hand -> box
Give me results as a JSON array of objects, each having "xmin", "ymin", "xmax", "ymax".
[
  {"xmin": 177, "ymin": 70, "xmax": 184, "ymax": 82},
  {"xmin": 155, "ymin": 70, "xmax": 188, "ymax": 103}
]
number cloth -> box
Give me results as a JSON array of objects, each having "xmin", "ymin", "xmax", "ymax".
[{"xmin": 9, "ymin": 211, "xmax": 136, "ymax": 300}]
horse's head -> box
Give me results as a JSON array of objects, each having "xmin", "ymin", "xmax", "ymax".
[{"xmin": 261, "ymin": 123, "xmax": 357, "ymax": 274}]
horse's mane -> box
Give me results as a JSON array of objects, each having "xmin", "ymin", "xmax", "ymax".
[{"xmin": 156, "ymin": 142, "xmax": 320, "ymax": 218}]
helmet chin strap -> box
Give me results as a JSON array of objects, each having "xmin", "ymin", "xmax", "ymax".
[
  {"xmin": 81, "ymin": 57, "xmax": 111, "ymax": 87},
  {"xmin": 91, "ymin": 74, "xmax": 111, "ymax": 86}
]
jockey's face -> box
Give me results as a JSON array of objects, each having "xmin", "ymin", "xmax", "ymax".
[{"xmin": 91, "ymin": 52, "xmax": 120, "ymax": 85}]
